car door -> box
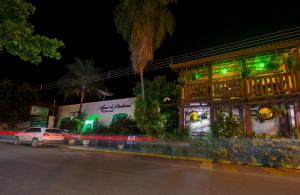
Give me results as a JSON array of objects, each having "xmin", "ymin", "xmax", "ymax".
[
  {"xmin": 18, "ymin": 128, "xmax": 30, "ymax": 142},
  {"xmin": 23, "ymin": 128, "xmax": 41, "ymax": 142}
]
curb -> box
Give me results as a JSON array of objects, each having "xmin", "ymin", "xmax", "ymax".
[
  {"xmin": 62, "ymin": 145, "xmax": 213, "ymax": 163},
  {"xmin": 0, "ymin": 140, "xmax": 13, "ymax": 143}
]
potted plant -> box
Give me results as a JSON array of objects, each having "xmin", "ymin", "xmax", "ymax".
[
  {"xmin": 81, "ymin": 128, "xmax": 92, "ymax": 147},
  {"xmin": 117, "ymin": 141, "xmax": 125, "ymax": 150}
]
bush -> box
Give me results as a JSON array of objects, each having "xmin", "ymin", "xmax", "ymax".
[
  {"xmin": 109, "ymin": 117, "xmax": 140, "ymax": 135},
  {"xmin": 293, "ymin": 128, "xmax": 300, "ymax": 139},
  {"xmin": 94, "ymin": 123, "xmax": 109, "ymax": 134},
  {"xmin": 59, "ymin": 117, "xmax": 83, "ymax": 133},
  {"xmin": 166, "ymin": 127, "xmax": 190, "ymax": 141},
  {"xmin": 210, "ymin": 109, "xmax": 244, "ymax": 138},
  {"xmin": 192, "ymin": 137, "xmax": 297, "ymax": 166}
]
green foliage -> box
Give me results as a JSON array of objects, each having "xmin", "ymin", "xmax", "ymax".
[
  {"xmin": 109, "ymin": 117, "xmax": 140, "ymax": 135},
  {"xmin": 133, "ymin": 76, "xmax": 180, "ymax": 137},
  {"xmin": 192, "ymin": 137, "xmax": 296, "ymax": 166},
  {"xmin": 114, "ymin": 0, "xmax": 177, "ymax": 72},
  {"xmin": 0, "ymin": 80, "xmax": 39, "ymax": 127},
  {"xmin": 271, "ymin": 105, "xmax": 287, "ymax": 118},
  {"xmin": 210, "ymin": 109, "xmax": 244, "ymax": 138},
  {"xmin": 166, "ymin": 127, "xmax": 190, "ymax": 141},
  {"xmin": 293, "ymin": 128, "xmax": 300, "ymax": 139},
  {"xmin": 60, "ymin": 57, "xmax": 110, "ymax": 115},
  {"xmin": 0, "ymin": 0, "xmax": 64, "ymax": 64},
  {"xmin": 59, "ymin": 117, "xmax": 83, "ymax": 134},
  {"xmin": 94, "ymin": 123, "xmax": 109, "ymax": 134},
  {"xmin": 284, "ymin": 48, "xmax": 300, "ymax": 70}
]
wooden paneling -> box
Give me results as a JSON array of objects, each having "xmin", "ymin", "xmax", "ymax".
[{"xmin": 182, "ymin": 72, "xmax": 298, "ymax": 102}]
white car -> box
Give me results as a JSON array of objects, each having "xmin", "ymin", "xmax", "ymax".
[{"xmin": 13, "ymin": 127, "xmax": 65, "ymax": 147}]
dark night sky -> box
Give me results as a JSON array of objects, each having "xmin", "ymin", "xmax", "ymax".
[{"xmin": 1, "ymin": 0, "xmax": 300, "ymax": 104}]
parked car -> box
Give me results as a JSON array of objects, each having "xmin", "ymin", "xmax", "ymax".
[{"xmin": 13, "ymin": 127, "xmax": 65, "ymax": 147}]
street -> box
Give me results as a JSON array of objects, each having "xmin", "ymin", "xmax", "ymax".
[{"xmin": 0, "ymin": 142, "xmax": 299, "ymax": 195}]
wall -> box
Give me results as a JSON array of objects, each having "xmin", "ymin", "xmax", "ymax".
[{"xmin": 57, "ymin": 98, "xmax": 135, "ymax": 127}]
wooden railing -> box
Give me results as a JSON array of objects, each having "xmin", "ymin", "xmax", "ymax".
[{"xmin": 182, "ymin": 72, "xmax": 299, "ymax": 102}]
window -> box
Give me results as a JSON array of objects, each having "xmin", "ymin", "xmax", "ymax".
[
  {"xmin": 46, "ymin": 129, "xmax": 63, "ymax": 133},
  {"xmin": 26, "ymin": 128, "xmax": 41, "ymax": 133}
]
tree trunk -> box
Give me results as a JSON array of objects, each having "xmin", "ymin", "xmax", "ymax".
[
  {"xmin": 78, "ymin": 88, "xmax": 85, "ymax": 119},
  {"xmin": 139, "ymin": 68, "xmax": 146, "ymax": 116},
  {"xmin": 139, "ymin": 68, "xmax": 145, "ymax": 101}
]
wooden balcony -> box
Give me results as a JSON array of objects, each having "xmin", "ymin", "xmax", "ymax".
[{"xmin": 182, "ymin": 72, "xmax": 299, "ymax": 102}]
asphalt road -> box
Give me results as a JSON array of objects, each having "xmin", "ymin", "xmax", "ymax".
[{"xmin": 0, "ymin": 142, "xmax": 299, "ymax": 195}]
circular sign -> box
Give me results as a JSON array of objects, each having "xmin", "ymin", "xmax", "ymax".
[
  {"xmin": 189, "ymin": 111, "xmax": 199, "ymax": 122},
  {"xmin": 258, "ymin": 107, "xmax": 273, "ymax": 120}
]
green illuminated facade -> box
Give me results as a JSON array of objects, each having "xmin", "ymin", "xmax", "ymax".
[{"xmin": 180, "ymin": 51, "xmax": 286, "ymax": 82}]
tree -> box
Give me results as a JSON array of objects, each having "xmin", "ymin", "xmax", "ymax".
[
  {"xmin": 133, "ymin": 76, "xmax": 179, "ymax": 136},
  {"xmin": 0, "ymin": 80, "xmax": 39, "ymax": 127},
  {"xmin": 0, "ymin": 0, "xmax": 64, "ymax": 64},
  {"xmin": 114, "ymin": 0, "xmax": 177, "ymax": 101},
  {"xmin": 61, "ymin": 57, "xmax": 113, "ymax": 117}
]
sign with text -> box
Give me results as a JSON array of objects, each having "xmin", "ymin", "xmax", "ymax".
[
  {"xmin": 57, "ymin": 98, "xmax": 135, "ymax": 127},
  {"xmin": 30, "ymin": 106, "xmax": 49, "ymax": 117}
]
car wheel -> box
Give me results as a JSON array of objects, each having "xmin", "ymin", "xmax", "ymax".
[
  {"xmin": 32, "ymin": 138, "xmax": 39, "ymax": 148},
  {"xmin": 13, "ymin": 137, "xmax": 20, "ymax": 145}
]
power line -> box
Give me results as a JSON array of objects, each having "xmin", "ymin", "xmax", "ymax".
[{"xmin": 36, "ymin": 26, "xmax": 300, "ymax": 90}]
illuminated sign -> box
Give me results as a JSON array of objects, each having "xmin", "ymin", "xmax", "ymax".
[
  {"xmin": 257, "ymin": 107, "xmax": 273, "ymax": 120},
  {"xmin": 30, "ymin": 106, "xmax": 49, "ymax": 116}
]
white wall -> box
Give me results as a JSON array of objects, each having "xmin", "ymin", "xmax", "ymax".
[
  {"xmin": 250, "ymin": 106, "xmax": 277, "ymax": 134},
  {"xmin": 57, "ymin": 97, "xmax": 135, "ymax": 127}
]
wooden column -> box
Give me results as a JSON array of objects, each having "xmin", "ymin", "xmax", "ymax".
[
  {"xmin": 179, "ymin": 105, "xmax": 185, "ymax": 129},
  {"xmin": 294, "ymin": 102, "xmax": 300, "ymax": 129},
  {"xmin": 242, "ymin": 57, "xmax": 248, "ymax": 97},
  {"xmin": 208, "ymin": 64, "xmax": 213, "ymax": 99},
  {"xmin": 244, "ymin": 106, "xmax": 252, "ymax": 135},
  {"xmin": 295, "ymin": 70, "xmax": 300, "ymax": 92}
]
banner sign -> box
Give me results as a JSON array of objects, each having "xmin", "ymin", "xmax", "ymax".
[{"xmin": 30, "ymin": 106, "xmax": 49, "ymax": 117}]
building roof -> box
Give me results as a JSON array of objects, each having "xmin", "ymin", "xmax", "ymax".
[{"xmin": 170, "ymin": 40, "xmax": 300, "ymax": 70}]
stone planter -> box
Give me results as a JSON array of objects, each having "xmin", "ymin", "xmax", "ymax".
[
  {"xmin": 82, "ymin": 139, "xmax": 90, "ymax": 147},
  {"xmin": 68, "ymin": 138, "xmax": 76, "ymax": 145},
  {"xmin": 117, "ymin": 144, "xmax": 125, "ymax": 150}
]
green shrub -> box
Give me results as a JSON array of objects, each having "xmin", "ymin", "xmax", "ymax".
[
  {"xmin": 59, "ymin": 117, "xmax": 83, "ymax": 133},
  {"xmin": 294, "ymin": 128, "xmax": 300, "ymax": 139},
  {"xmin": 210, "ymin": 109, "xmax": 244, "ymax": 138},
  {"xmin": 94, "ymin": 123, "xmax": 109, "ymax": 134},
  {"xmin": 109, "ymin": 117, "xmax": 140, "ymax": 135},
  {"xmin": 192, "ymin": 137, "xmax": 297, "ymax": 166},
  {"xmin": 166, "ymin": 127, "xmax": 190, "ymax": 141}
]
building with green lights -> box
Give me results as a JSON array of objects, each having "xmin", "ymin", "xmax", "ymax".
[{"xmin": 170, "ymin": 40, "xmax": 300, "ymax": 136}]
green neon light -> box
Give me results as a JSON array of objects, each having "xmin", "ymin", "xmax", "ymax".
[
  {"xmin": 257, "ymin": 62, "xmax": 265, "ymax": 69},
  {"xmin": 220, "ymin": 68, "xmax": 228, "ymax": 75},
  {"xmin": 194, "ymin": 72, "xmax": 201, "ymax": 80},
  {"xmin": 81, "ymin": 113, "xmax": 101, "ymax": 133}
]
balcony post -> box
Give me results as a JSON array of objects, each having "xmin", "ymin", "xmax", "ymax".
[
  {"xmin": 294, "ymin": 101, "xmax": 300, "ymax": 129},
  {"xmin": 208, "ymin": 64, "xmax": 213, "ymax": 99},
  {"xmin": 295, "ymin": 70, "xmax": 300, "ymax": 92},
  {"xmin": 244, "ymin": 106, "xmax": 253, "ymax": 135}
]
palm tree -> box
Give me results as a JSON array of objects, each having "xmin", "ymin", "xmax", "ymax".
[
  {"xmin": 114, "ymin": 0, "xmax": 177, "ymax": 101},
  {"xmin": 61, "ymin": 57, "xmax": 113, "ymax": 118}
]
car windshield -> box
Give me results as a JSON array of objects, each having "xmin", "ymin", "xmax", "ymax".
[{"xmin": 45, "ymin": 129, "xmax": 63, "ymax": 133}]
